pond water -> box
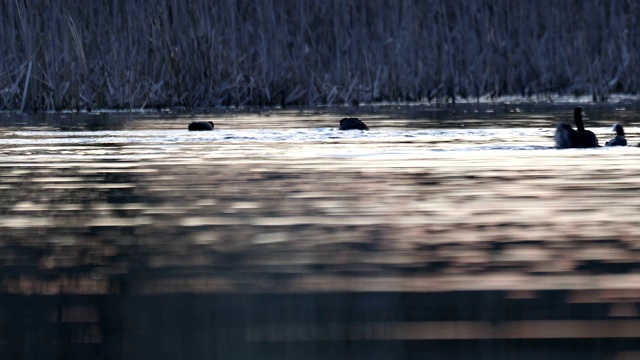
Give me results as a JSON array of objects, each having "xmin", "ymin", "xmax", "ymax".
[{"xmin": 2, "ymin": 101, "xmax": 640, "ymax": 359}]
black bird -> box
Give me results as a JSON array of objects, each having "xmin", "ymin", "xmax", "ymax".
[
  {"xmin": 339, "ymin": 118, "xmax": 369, "ymax": 130},
  {"xmin": 554, "ymin": 107, "xmax": 599, "ymax": 148},
  {"xmin": 188, "ymin": 121, "xmax": 214, "ymax": 131},
  {"xmin": 605, "ymin": 124, "xmax": 627, "ymax": 146}
]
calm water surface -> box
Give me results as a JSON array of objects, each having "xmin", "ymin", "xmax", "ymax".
[{"xmin": 2, "ymin": 102, "xmax": 640, "ymax": 359}]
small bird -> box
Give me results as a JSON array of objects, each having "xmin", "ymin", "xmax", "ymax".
[
  {"xmin": 605, "ymin": 124, "xmax": 627, "ymax": 146},
  {"xmin": 554, "ymin": 107, "xmax": 599, "ymax": 148},
  {"xmin": 338, "ymin": 117, "xmax": 369, "ymax": 130},
  {"xmin": 188, "ymin": 121, "xmax": 214, "ymax": 131}
]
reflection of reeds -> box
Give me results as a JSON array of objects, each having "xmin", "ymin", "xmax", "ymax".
[{"xmin": 0, "ymin": 1, "xmax": 638, "ymax": 111}]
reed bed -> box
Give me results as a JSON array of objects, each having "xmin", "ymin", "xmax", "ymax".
[{"xmin": 0, "ymin": 0, "xmax": 638, "ymax": 111}]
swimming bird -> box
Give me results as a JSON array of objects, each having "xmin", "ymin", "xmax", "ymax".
[
  {"xmin": 554, "ymin": 107, "xmax": 599, "ymax": 148},
  {"xmin": 339, "ymin": 118, "xmax": 369, "ymax": 130},
  {"xmin": 188, "ymin": 121, "xmax": 214, "ymax": 131},
  {"xmin": 605, "ymin": 124, "xmax": 627, "ymax": 146}
]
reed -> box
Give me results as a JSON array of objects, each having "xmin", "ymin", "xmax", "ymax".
[{"xmin": 0, "ymin": 0, "xmax": 638, "ymax": 111}]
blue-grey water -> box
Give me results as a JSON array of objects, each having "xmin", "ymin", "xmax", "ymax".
[{"xmin": 2, "ymin": 101, "xmax": 640, "ymax": 360}]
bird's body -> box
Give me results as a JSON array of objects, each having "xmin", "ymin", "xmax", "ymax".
[
  {"xmin": 554, "ymin": 123, "xmax": 580, "ymax": 149},
  {"xmin": 339, "ymin": 118, "xmax": 369, "ymax": 130},
  {"xmin": 577, "ymin": 129, "xmax": 599, "ymax": 148},
  {"xmin": 188, "ymin": 121, "xmax": 214, "ymax": 131}
]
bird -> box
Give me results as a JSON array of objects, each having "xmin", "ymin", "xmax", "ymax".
[
  {"xmin": 605, "ymin": 124, "xmax": 627, "ymax": 146},
  {"xmin": 338, "ymin": 117, "xmax": 369, "ymax": 130},
  {"xmin": 188, "ymin": 121, "xmax": 214, "ymax": 131},
  {"xmin": 554, "ymin": 107, "xmax": 599, "ymax": 148}
]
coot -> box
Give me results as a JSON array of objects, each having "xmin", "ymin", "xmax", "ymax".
[
  {"xmin": 339, "ymin": 118, "xmax": 369, "ymax": 130},
  {"xmin": 188, "ymin": 121, "xmax": 214, "ymax": 131},
  {"xmin": 605, "ymin": 124, "xmax": 627, "ymax": 146}
]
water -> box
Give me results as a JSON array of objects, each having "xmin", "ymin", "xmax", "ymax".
[{"xmin": 2, "ymin": 102, "xmax": 640, "ymax": 359}]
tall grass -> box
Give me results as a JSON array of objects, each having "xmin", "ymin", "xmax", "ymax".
[{"xmin": 0, "ymin": 0, "xmax": 638, "ymax": 111}]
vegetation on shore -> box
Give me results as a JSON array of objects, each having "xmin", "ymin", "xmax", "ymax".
[{"xmin": 1, "ymin": 0, "xmax": 638, "ymax": 111}]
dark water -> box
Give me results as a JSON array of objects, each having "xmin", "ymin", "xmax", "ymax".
[{"xmin": 2, "ymin": 101, "xmax": 640, "ymax": 359}]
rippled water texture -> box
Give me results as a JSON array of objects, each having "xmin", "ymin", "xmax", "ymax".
[
  {"xmin": 2, "ymin": 102, "xmax": 640, "ymax": 293},
  {"xmin": 2, "ymin": 102, "xmax": 640, "ymax": 359}
]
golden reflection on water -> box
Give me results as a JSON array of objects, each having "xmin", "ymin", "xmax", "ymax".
[{"xmin": 1, "ymin": 104, "xmax": 640, "ymax": 296}]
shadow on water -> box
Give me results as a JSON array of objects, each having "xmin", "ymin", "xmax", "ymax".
[{"xmin": 2, "ymin": 101, "xmax": 640, "ymax": 359}]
